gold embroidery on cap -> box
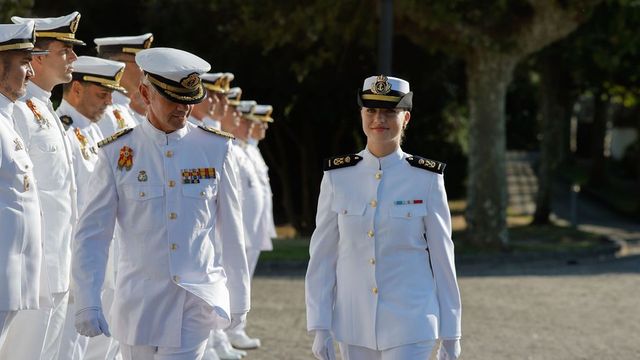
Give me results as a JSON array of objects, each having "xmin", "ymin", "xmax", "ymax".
[
  {"xmin": 371, "ymin": 75, "xmax": 391, "ymax": 95},
  {"xmin": 180, "ymin": 73, "xmax": 200, "ymax": 90}
]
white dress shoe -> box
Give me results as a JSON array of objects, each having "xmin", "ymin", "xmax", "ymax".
[
  {"xmin": 202, "ymin": 348, "xmax": 221, "ymax": 360},
  {"xmin": 214, "ymin": 343, "xmax": 243, "ymax": 360},
  {"xmin": 227, "ymin": 330, "xmax": 261, "ymax": 350}
]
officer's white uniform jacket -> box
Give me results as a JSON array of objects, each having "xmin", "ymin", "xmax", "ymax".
[
  {"xmin": 245, "ymin": 140, "xmax": 276, "ymax": 250},
  {"xmin": 73, "ymin": 119, "xmax": 250, "ymax": 347},
  {"xmin": 97, "ymin": 99, "xmax": 137, "ymax": 137},
  {"xmin": 13, "ymin": 82, "xmax": 77, "ymax": 295},
  {"xmin": 233, "ymin": 140, "xmax": 264, "ymax": 250},
  {"xmin": 305, "ymin": 147, "xmax": 462, "ymax": 350},
  {"xmin": 56, "ymin": 99, "xmax": 104, "ymax": 211},
  {"xmin": 0, "ymin": 94, "xmax": 42, "ymax": 311},
  {"xmin": 112, "ymin": 91, "xmax": 141, "ymax": 126}
]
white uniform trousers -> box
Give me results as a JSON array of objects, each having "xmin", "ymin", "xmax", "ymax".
[
  {"xmin": 84, "ymin": 288, "xmax": 121, "ymax": 360},
  {"xmin": 0, "ymin": 300, "xmax": 54, "ymax": 359},
  {"xmin": 0, "ymin": 311, "xmax": 17, "ymax": 349},
  {"xmin": 120, "ymin": 292, "xmax": 214, "ymax": 360},
  {"xmin": 42, "ymin": 291, "xmax": 71, "ymax": 360},
  {"xmin": 338, "ymin": 340, "xmax": 436, "ymax": 360},
  {"xmin": 59, "ymin": 299, "xmax": 88, "ymax": 360},
  {"xmin": 59, "ymin": 289, "xmax": 121, "ymax": 360},
  {"xmin": 225, "ymin": 248, "xmax": 260, "ymax": 338}
]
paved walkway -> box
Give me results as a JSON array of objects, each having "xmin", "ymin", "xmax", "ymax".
[{"xmin": 244, "ymin": 253, "xmax": 640, "ymax": 360}]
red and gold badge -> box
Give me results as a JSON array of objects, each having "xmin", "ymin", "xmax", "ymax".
[
  {"xmin": 118, "ymin": 146, "xmax": 133, "ymax": 171},
  {"xmin": 113, "ymin": 109, "xmax": 126, "ymax": 129},
  {"xmin": 26, "ymin": 99, "xmax": 50, "ymax": 128}
]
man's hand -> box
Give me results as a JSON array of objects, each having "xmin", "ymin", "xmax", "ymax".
[
  {"xmin": 437, "ymin": 339, "xmax": 461, "ymax": 360},
  {"xmin": 312, "ymin": 330, "xmax": 336, "ymax": 360},
  {"xmin": 75, "ymin": 307, "xmax": 110, "ymax": 337}
]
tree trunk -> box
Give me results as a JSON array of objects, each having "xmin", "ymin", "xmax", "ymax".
[
  {"xmin": 589, "ymin": 92, "xmax": 608, "ymax": 185},
  {"xmin": 533, "ymin": 49, "xmax": 571, "ymax": 224},
  {"xmin": 465, "ymin": 50, "xmax": 517, "ymax": 247}
]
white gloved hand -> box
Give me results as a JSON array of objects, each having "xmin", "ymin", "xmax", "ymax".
[
  {"xmin": 311, "ymin": 330, "xmax": 336, "ymax": 360},
  {"xmin": 438, "ymin": 339, "xmax": 461, "ymax": 360},
  {"xmin": 75, "ymin": 307, "xmax": 111, "ymax": 337},
  {"xmin": 228, "ymin": 312, "xmax": 247, "ymax": 332}
]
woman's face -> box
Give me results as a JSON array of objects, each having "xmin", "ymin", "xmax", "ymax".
[{"xmin": 361, "ymin": 107, "xmax": 410, "ymax": 147}]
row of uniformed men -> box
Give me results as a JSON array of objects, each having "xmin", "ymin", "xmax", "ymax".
[{"xmin": 0, "ymin": 11, "xmax": 276, "ymax": 360}]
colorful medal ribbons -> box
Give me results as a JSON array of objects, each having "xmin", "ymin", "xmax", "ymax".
[
  {"xmin": 394, "ymin": 199, "xmax": 423, "ymax": 205},
  {"xmin": 182, "ymin": 168, "xmax": 216, "ymax": 184}
]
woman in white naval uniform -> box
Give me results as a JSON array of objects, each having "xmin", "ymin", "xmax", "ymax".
[{"xmin": 305, "ymin": 75, "xmax": 462, "ymax": 360}]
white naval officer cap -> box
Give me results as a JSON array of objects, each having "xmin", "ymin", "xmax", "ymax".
[
  {"xmin": 94, "ymin": 33, "xmax": 154, "ymax": 56},
  {"xmin": 201, "ymin": 72, "xmax": 226, "ymax": 93},
  {"xmin": 249, "ymin": 104, "xmax": 274, "ymax": 123},
  {"xmin": 226, "ymin": 86, "xmax": 242, "ymax": 106},
  {"xmin": 135, "ymin": 47, "xmax": 211, "ymax": 105},
  {"xmin": 0, "ymin": 21, "xmax": 48, "ymax": 55},
  {"xmin": 72, "ymin": 56, "xmax": 126, "ymax": 92},
  {"xmin": 358, "ymin": 75, "xmax": 413, "ymax": 110},
  {"xmin": 236, "ymin": 100, "xmax": 256, "ymax": 116},
  {"xmin": 11, "ymin": 11, "xmax": 86, "ymax": 46}
]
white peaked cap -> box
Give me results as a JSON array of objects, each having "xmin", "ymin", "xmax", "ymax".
[
  {"xmin": 136, "ymin": 47, "xmax": 211, "ymax": 104},
  {"xmin": 237, "ymin": 100, "xmax": 257, "ymax": 115},
  {"xmin": 95, "ymin": 33, "xmax": 154, "ymax": 54},
  {"xmin": 72, "ymin": 56, "xmax": 126, "ymax": 92},
  {"xmin": 12, "ymin": 11, "xmax": 85, "ymax": 45}
]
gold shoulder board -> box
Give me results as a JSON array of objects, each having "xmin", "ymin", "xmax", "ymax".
[
  {"xmin": 198, "ymin": 125, "xmax": 235, "ymax": 139},
  {"xmin": 97, "ymin": 127, "xmax": 134, "ymax": 148},
  {"xmin": 405, "ymin": 156, "xmax": 446, "ymax": 174},
  {"xmin": 323, "ymin": 154, "xmax": 363, "ymax": 171},
  {"xmin": 59, "ymin": 115, "xmax": 73, "ymax": 130}
]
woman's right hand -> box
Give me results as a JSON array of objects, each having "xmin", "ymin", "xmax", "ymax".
[{"xmin": 312, "ymin": 329, "xmax": 336, "ymax": 360}]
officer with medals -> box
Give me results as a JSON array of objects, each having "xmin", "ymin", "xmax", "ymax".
[
  {"xmin": 305, "ymin": 75, "xmax": 462, "ymax": 360},
  {"xmin": 187, "ymin": 73, "xmax": 216, "ymax": 128},
  {"xmin": 72, "ymin": 47, "xmax": 250, "ymax": 360},
  {"xmin": 199, "ymin": 72, "xmax": 233, "ymax": 130},
  {"xmin": 94, "ymin": 33, "xmax": 154, "ymax": 129},
  {"xmin": 0, "ymin": 20, "xmax": 46, "ymax": 349},
  {"xmin": 56, "ymin": 56, "xmax": 127, "ymax": 360},
  {"xmin": 203, "ymin": 97, "xmax": 257, "ymax": 360},
  {"xmin": 1, "ymin": 12, "xmax": 84, "ymax": 360},
  {"xmin": 245, "ymin": 104, "xmax": 277, "ymax": 253}
]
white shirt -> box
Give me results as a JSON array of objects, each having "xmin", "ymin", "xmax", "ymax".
[
  {"xmin": 233, "ymin": 140, "xmax": 264, "ymax": 250},
  {"xmin": 203, "ymin": 116, "xmax": 221, "ymax": 130},
  {"xmin": 73, "ymin": 119, "xmax": 250, "ymax": 347},
  {"xmin": 56, "ymin": 99, "xmax": 104, "ymax": 211},
  {"xmin": 305, "ymin": 147, "xmax": 462, "ymax": 350},
  {"xmin": 13, "ymin": 82, "xmax": 77, "ymax": 295},
  {"xmin": 97, "ymin": 97, "xmax": 138, "ymax": 137},
  {"xmin": 245, "ymin": 140, "xmax": 277, "ymax": 250},
  {"xmin": 0, "ymin": 93, "xmax": 43, "ymax": 311}
]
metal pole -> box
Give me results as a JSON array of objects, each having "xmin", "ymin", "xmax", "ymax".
[
  {"xmin": 378, "ymin": 0, "xmax": 393, "ymax": 74},
  {"xmin": 570, "ymin": 184, "xmax": 580, "ymax": 228}
]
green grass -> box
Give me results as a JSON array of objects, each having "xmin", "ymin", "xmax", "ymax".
[
  {"xmin": 454, "ymin": 224, "xmax": 606, "ymax": 255},
  {"xmin": 260, "ymin": 224, "xmax": 610, "ymax": 263}
]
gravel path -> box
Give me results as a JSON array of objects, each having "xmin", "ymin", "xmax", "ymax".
[{"xmin": 240, "ymin": 255, "xmax": 640, "ymax": 360}]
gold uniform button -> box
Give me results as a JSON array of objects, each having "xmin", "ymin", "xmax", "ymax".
[
  {"xmin": 168, "ymin": 180, "xmax": 176, "ymax": 187},
  {"xmin": 173, "ymin": 275, "xmax": 180, "ymax": 282},
  {"xmin": 367, "ymin": 230, "xmax": 374, "ymax": 238},
  {"xmin": 139, "ymin": 192, "xmax": 145, "ymax": 197},
  {"xmin": 165, "ymin": 150, "xmax": 173, "ymax": 158},
  {"xmin": 406, "ymin": 212, "xmax": 412, "ymax": 218},
  {"xmin": 342, "ymin": 209, "xmax": 348, "ymax": 215},
  {"xmin": 369, "ymin": 258, "xmax": 376, "ymax": 265},
  {"xmin": 170, "ymin": 243, "xmax": 178, "ymax": 250},
  {"xmin": 375, "ymin": 172, "xmax": 382, "ymax": 180},
  {"xmin": 200, "ymin": 191, "xmax": 206, "ymax": 197},
  {"xmin": 372, "ymin": 287, "xmax": 378, "ymax": 294},
  {"xmin": 370, "ymin": 200, "xmax": 377, "ymax": 208},
  {"xmin": 169, "ymin": 212, "xmax": 177, "ymax": 220}
]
